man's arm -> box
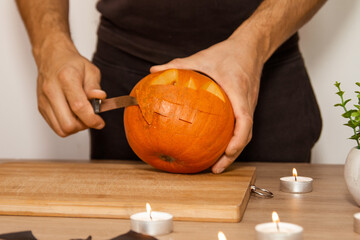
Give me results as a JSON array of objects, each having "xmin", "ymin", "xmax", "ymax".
[
  {"xmin": 16, "ymin": 0, "xmax": 106, "ymax": 137},
  {"xmin": 230, "ymin": 0, "xmax": 327, "ymax": 63},
  {"xmin": 151, "ymin": 0, "xmax": 326, "ymax": 173},
  {"xmin": 15, "ymin": 0, "xmax": 70, "ymax": 58}
]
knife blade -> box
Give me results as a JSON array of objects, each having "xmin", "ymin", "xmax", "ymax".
[{"xmin": 91, "ymin": 95, "xmax": 138, "ymax": 114}]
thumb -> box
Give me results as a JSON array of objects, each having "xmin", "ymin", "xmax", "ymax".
[
  {"xmin": 84, "ymin": 64, "xmax": 107, "ymax": 100},
  {"xmin": 150, "ymin": 58, "xmax": 191, "ymax": 73}
]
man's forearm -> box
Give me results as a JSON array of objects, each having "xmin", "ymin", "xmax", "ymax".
[
  {"xmin": 15, "ymin": 0, "xmax": 74, "ymax": 61},
  {"xmin": 230, "ymin": 0, "xmax": 326, "ymax": 63}
]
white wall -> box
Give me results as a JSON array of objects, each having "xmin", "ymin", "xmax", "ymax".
[
  {"xmin": 299, "ymin": 0, "xmax": 360, "ymax": 164},
  {"xmin": 0, "ymin": 0, "xmax": 99, "ymax": 160},
  {"xmin": 0, "ymin": 0, "xmax": 359, "ymax": 164}
]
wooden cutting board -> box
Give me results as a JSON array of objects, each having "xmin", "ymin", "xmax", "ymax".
[{"xmin": 0, "ymin": 161, "xmax": 255, "ymax": 222}]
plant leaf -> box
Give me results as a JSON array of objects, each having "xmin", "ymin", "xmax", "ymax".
[
  {"xmin": 334, "ymin": 81, "xmax": 341, "ymax": 88},
  {"xmin": 344, "ymin": 122, "xmax": 356, "ymax": 128},
  {"xmin": 356, "ymin": 82, "xmax": 360, "ymax": 87},
  {"xmin": 342, "ymin": 110, "xmax": 357, "ymax": 118},
  {"xmin": 344, "ymin": 99, "xmax": 351, "ymax": 105},
  {"xmin": 351, "ymin": 111, "xmax": 360, "ymax": 117},
  {"xmin": 334, "ymin": 103, "xmax": 342, "ymax": 107},
  {"xmin": 349, "ymin": 134, "xmax": 360, "ymax": 140},
  {"xmin": 344, "ymin": 119, "xmax": 359, "ymax": 128},
  {"xmin": 336, "ymin": 91, "xmax": 344, "ymax": 97}
]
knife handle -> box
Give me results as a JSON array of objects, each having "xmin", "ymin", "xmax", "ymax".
[{"xmin": 90, "ymin": 99, "xmax": 101, "ymax": 114}]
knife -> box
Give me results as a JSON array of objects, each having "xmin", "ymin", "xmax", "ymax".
[{"xmin": 90, "ymin": 95, "xmax": 138, "ymax": 114}]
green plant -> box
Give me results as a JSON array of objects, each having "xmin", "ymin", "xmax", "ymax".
[{"xmin": 334, "ymin": 81, "xmax": 360, "ymax": 148}]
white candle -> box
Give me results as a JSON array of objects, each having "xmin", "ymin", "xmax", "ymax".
[
  {"xmin": 130, "ymin": 203, "xmax": 173, "ymax": 236},
  {"xmin": 255, "ymin": 222, "xmax": 303, "ymax": 240},
  {"xmin": 255, "ymin": 211, "xmax": 303, "ymax": 240},
  {"xmin": 280, "ymin": 168, "xmax": 313, "ymax": 193},
  {"xmin": 353, "ymin": 212, "xmax": 360, "ymax": 234}
]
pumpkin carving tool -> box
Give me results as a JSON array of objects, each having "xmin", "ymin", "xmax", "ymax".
[{"xmin": 91, "ymin": 96, "xmax": 138, "ymax": 113}]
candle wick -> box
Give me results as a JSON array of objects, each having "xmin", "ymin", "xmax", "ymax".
[
  {"xmin": 276, "ymin": 222, "xmax": 280, "ymax": 232},
  {"xmin": 294, "ymin": 175, "xmax": 297, "ymax": 182},
  {"xmin": 149, "ymin": 212, "xmax": 152, "ymax": 221}
]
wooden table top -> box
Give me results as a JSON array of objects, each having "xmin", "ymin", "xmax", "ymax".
[{"xmin": 0, "ymin": 160, "xmax": 358, "ymax": 240}]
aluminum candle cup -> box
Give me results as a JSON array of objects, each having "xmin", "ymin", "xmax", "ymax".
[
  {"xmin": 255, "ymin": 222, "xmax": 303, "ymax": 240},
  {"xmin": 130, "ymin": 211, "xmax": 173, "ymax": 236},
  {"xmin": 280, "ymin": 176, "xmax": 313, "ymax": 193},
  {"xmin": 354, "ymin": 213, "xmax": 360, "ymax": 234}
]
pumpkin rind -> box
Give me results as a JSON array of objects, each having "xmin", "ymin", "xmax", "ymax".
[{"xmin": 124, "ymin": 69, "xmax": 234, "ymax": 173}]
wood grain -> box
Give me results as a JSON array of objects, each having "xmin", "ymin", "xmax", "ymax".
[{"xmin": 0, "ymin": 161, "xmax": 256, "ymax": 222}]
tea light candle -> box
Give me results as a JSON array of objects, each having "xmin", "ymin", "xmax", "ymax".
[
  {"xmin": 218, "ymin": 231, "xmax": 227, "ymax": 240},
  {"xmin": 354, "ymin": 212, "xmax": 360, "ymax": 234},
  {"xmin": 255, "ymin": 212, "xmax": 303, "ymax": 240},
  {"xmin": 280, "ymin": 168, "xmax": 313, "ymax": 193},
  {"xmin": 130, "ymin": 203, "xmax": 173, "ymax": 236}
]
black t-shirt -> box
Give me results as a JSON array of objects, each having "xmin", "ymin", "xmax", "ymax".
[{"xmin": 96, "ymin": 0, "xmax": 299, "ymax": 64}]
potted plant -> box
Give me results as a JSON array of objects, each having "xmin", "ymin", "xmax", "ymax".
[{"xmin": 334, "ymin": 81, "xmax": 360, "ymax": 205}]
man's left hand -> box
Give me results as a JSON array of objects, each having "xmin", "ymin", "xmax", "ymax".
[{"xmin": 150, "ymin": 37, "xmax": 265, "ymax": 174}]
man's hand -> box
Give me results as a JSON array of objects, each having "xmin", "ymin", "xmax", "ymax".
[
  {"xmin": 35, "ymin": 35, "xmax": 106, "ymax": 137},
  {"xmin": 16, "ymin": 0, "xmax": 106, "ymax": 137},
  {"xmin": 151, "ymin": 37, "xmax": 264, "ymax": 174},
  {"xmin": 151, "ymin": 0, "xmax": 326, "ymax": 173}
]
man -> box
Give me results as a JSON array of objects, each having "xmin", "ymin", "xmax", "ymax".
[{"xmin": 16, "ymin": 0, "xmax": 325, "ymax": 173}]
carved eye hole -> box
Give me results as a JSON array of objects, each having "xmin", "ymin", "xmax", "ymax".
[
  {"xmin": 151, "ymin": 69, "xmax": 225, "ymax": 102},
  {"xmin": 201, "ymin": 81, "xmax": 225, "ymax": 102},
  {"xmin": 151, "ymin": 69, "xmax": 179, "ymax": 86}
]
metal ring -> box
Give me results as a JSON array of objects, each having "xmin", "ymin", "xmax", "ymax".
[{"xmin": 251, "ymin": 185, "xmax": 274, "ymax": 198}]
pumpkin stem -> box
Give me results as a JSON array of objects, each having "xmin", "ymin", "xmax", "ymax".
[{"xmin": 159, "ymin": 154, "xmax": 175, "ymax": 163}]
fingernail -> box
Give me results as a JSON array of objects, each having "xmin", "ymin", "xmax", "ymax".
[
  {"xmin": 215, "ymin": 168, "xmax": 225, "ymax": 174},
  {"xmin": 150, "ymin": 66, "xmax": 159, "ymax": 73},
  {"xmin": 92, "ymin": 89, "xmax": 104, "ymax": 93},
  {"xmin": 96, "ymin": 122, "xmax": 105, "ymax": 129}
]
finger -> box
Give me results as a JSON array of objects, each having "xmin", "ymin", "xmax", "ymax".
[
  {"xmin": 150, "ymin": 58, "xmax": 193, "ymax": 73},
  {"xmin": 225, "ymin": 111, "xmax": 253, "ymax": 156},
  {"xmin": 87, "ymin": 89, "xmax": 107, "ymax": 100},
  {"xmin": 212, "ymin": 88, "xmax": 253, "ymax": 173},
  {"xmin": 211, "ymin": 113, "xmax": 252, "ymax": 174},
  {"xmin": 42, "ymin": 84, "xmax": 87, "ymax": 136},
  {"xmin": 47, "ymin": 67, "xmax": 92, "ymax": 134},
  {"xmin": 212, "ymin": 154, "xmax": 237, "ymax": 174},
  {"xmin": 38, "ymin": 94, "xmax": 67, "ymax": 137},
  {"xmin": 61, "ymin": 70, "xmax": 105, "ymax": 130},
  {"xmin": 84, "ymin": 64, "xmax": 106, "ymax": 100}
]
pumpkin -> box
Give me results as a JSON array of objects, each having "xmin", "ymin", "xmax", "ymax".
[{"xmin": 124, "ymin": 69, "xmax": 234, "ymax": 173}]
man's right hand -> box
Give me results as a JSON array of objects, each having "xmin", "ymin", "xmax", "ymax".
[
  {"xmin": 16, "ymin": 0, "xmax": 106, "ymax": 137},
  {"xmin": 34, "ymin": 35, "xmax": 106, "ymax": 137}
]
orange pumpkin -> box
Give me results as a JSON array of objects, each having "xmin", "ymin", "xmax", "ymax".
[{"xmin": 124, "ymin": 69, "xmax": 234, "ymax": 173}]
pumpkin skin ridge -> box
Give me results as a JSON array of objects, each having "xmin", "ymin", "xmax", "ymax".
[
  {"xmin": 124, "ymin": 69, "xmax": 234, "ymax": 173},
  {"xmin": 126, "ymin": 100, "xmax": 233, "ymax": 172}
]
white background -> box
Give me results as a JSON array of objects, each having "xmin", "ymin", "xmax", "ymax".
[{"xmin": 0, "ymin": 0, "xmax": 359, "ymax": 164}]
